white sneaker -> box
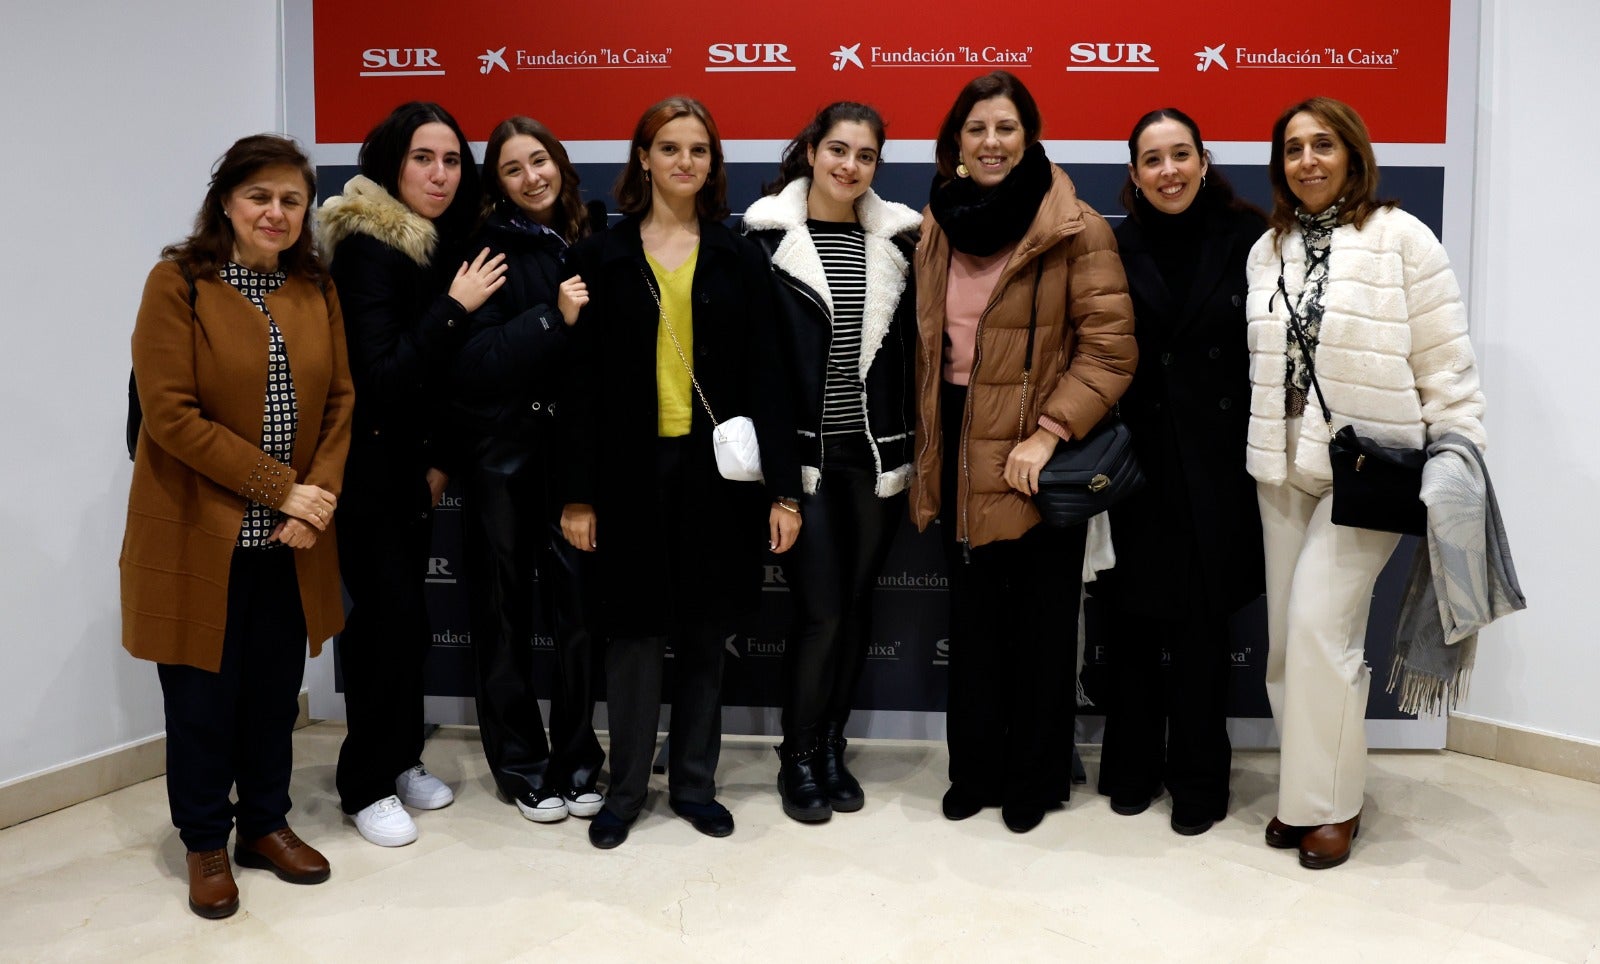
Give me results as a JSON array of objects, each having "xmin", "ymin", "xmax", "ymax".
[
  {"xmin": 395, "ymin": 765, "xmax": 455, "ymax": 810},
  {"xmin": 354, "ymin": 795, "xmax": 418, "ymax": 847},
  {"xmin": 564, "ymin": 787, "xmax": 606, "ymax": 818}
]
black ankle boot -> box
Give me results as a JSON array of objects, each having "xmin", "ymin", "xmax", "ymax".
[
  {"xmin": 776, "ymin": 742, "xmax": 832, "ymax": 823},
  {"xmin": 819, "ymin": 723, "xmax": 864, "ymax": 813}
]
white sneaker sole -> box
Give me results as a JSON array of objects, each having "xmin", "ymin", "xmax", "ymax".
[
  {"xmin": 397, "ymin": 790, "xmax": 454, "ymax": 811},
  {"xmin": 354, "ymin": 819, "xmax": 418, "ymax": 847},
  {"xmin": 566, "ymin": 795, "xmax": 605, "ymax": 818},
  {"xmin": 515, "ymin": 799, "xmax": 569, "ymax": 823}
]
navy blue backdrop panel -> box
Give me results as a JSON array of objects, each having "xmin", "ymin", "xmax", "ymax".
[{"xmin": 324, "ymin": 158, "xmax": 1446, "ymax": 725}]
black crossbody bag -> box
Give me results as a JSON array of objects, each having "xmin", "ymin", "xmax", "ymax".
[
  {"xmin": 1019, "ymin": 261, "xmax": 1146, "ymax": 527},
  {"xmin": 1276, "ymin": 267, "xmax": 1426, "ymax": 536}
]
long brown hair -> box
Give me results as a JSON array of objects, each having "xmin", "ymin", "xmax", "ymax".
[
  {"xmin": 1118, "ymin": 107, "xmax": 1263, "ymax": 224},
  {"xmin": 613, "ymin": 96, "xmax": 729, "ymax": 221},
  {"xmin": 162, "ymin": 134, "xmax": 321, "ymax": 281},
  {"xmin": 1266, "ymin": 96, "xmax": 1396, "ymax": 238},
  {"xmin": 481, "ymin": 116, "xmax": 589, "ymax": 244}
]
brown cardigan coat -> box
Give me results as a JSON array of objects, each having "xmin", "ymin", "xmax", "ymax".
[
  {"xmin": 911, "ymin": 165, "xmax": 1137, "ymax": 548},
  {"xmin": 121, "ymin": 260, "xmax": 355, "ymax": 671}
]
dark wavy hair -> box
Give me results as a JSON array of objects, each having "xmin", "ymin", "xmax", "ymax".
[
  {"xmin": 481, "ymin": 116, "xmax": 589, "ymax": 244},
  {"xmin": 162, "ymin": 134, "xmax": 321, "ymax": 282},
  {"xmin": 1267, "ymin": 96, "xmax": 1396, "ymax": 238},
  {"xmin": 762, "ymin": 101, "xmax": 887, "ymax": 196},
  {"xmin": 357, "ymin": 101, "xmax": 481, "ymax": 242},
  {"xmin": 1118, "ymin": 107, "xmax": 1262, "ymax": 224},
  {"xmin": 614, "ymin": 96, "xmax": 728, "ymax": 221},
  {"xmin": 933, "ymin": 71, "xmax": 1042, "ymax": 185}
]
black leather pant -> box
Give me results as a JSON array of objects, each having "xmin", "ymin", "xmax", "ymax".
[
  {"xmin": 461, "ymin": 435, "xmax": 603, "ymax": 798},
  {"xmin": 780, "ymin": 435, "xmax": 904, "ymax": 746}
]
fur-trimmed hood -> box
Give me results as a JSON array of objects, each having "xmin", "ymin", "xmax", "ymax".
[
  {"xmin": 744, "ymin": 179, "xmax": 920, "ymax": 379},
  {"xmin": 317, "ymin": 175, "xmax": 438, "ymax": 267}
]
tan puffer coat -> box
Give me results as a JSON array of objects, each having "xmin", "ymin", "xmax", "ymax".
[{"xmin": 911, "ymin": 165, "xmax": 1137, "ymax": 548}]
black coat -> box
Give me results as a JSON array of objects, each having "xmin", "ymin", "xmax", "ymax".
[
  {"xmin": 1095, "ymin": 201, "xmax": 1266, "ymax": 616},
  {"xmin": 451, "ymin": 211, "xmax": 575, "ymax": 443},
  {"xmin": 561, "ymin": 217, "xmax": 799, "ymax": 636},
  {"xmin": 328, "ymin": 231, "xmax": 469, "ymax": 514}
]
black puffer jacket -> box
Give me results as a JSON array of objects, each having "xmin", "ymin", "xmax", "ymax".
[
  {"xmin": 451, "ymin": 208, "xmax": 576, "ymax": 442},
  {"xmin": 743, "ymin": 179, "xmax": 922, "ymax": 496}
]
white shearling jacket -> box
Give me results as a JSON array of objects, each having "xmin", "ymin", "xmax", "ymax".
[{"xmin": 1243, "ymin": 205, "xmax": 1486, "ymax": 485}]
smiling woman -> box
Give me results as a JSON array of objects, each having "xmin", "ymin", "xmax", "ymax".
[
  {"xmin": 446, "ymin": 116, "xmax": 604, "ymax": 827},
  {"xmin": 122, "ymin": 134, "xmax": 353, "ymax": 919},
  {"xmin": 913, "ymin": 71, "xmax": 1137, "ymax": 835},
  {"xmin": 743, "ymin": 102, "xmax": 922, "ymax": 823}
]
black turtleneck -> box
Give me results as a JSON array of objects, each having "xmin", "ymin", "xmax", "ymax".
[{"xmin": 1137, "ymin": 197, "xmax": 1208, "ymax": 303}]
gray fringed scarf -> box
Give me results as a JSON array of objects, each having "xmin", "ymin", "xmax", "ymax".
[{"xmin": 1389, "ymin": 434, "xmax": 1526, "ymax": 714}]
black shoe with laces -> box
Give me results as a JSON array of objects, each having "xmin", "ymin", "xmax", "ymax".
[{"xmin": 776, "ymin": 743, "xmax": 832, "ymax": 823}]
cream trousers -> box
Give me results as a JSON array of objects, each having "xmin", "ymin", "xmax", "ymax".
[{"xmin": 1257, "ymin": 419, "xmax": 1401, "ymax": 826}]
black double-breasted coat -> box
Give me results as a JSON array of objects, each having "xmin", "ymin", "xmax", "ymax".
[{"xmin": 1095, "ymin": 202, "xmax": 1266, "ymax": 617}]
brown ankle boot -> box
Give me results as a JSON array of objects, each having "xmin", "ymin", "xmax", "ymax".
[
  {"xmin": 185, "ymin": 848, "xmax": 240, "ymax": 919},
  {"xmin": 1298, "ymin": 812, "xmax": 1362, "ymax": 869}
]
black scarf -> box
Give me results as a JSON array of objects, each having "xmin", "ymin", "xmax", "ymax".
[{"xmin": 928, "ymin": 142, "xmax": 1054, "ymax": 257}]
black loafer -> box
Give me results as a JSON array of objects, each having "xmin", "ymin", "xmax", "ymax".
[
  {"xmin": 1109, "ymin": 796, "xmax": 1151, "ymax": 816},
  {"xmin": 1171, "ymin": 800, "xmax": 1225, "ymax": 836},
  {"xmin": 1001, "ymin": 801, "xmax": 1047, "ymax": 833},
  {"xmin": 587, "ymin": 809, "xmax": 632, "ymax": 850},
  {"xmin": 941, "ymin": 784, "xmax": 986, "ymax": 821},
  {"xmin": 669, "ymin": 798, "xmax": 734, "ymax": 837}
]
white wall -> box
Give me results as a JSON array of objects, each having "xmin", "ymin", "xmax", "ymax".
[
  {"xmin": 1459, "ymin": 0, "xmax": 1600, "ymax": 743},
  {"xmin": 0, "ymin": 0, "xmax": 281, "ymax": 786}
]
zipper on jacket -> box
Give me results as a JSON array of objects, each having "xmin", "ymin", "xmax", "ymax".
[
  {"xmin": 778, "ymin": 268, "xmax": 833, "ymax": 485},
  {"xmin": 955, "ymin": 267, "xmax": 1017, "ymax": 555}
]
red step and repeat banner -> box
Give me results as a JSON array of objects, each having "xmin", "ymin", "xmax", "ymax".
[
  {"xmin": 306, "ymin": 1, "xmax": 1450, "ymax": 145},
  {"xmin": 289, "ymin": 0, "xmax": 1475, "ymax": 747}
]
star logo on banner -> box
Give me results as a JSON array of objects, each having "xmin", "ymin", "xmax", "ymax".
[
  {"xmin": 1193, "ymin": 44, "xmax": 1228, "ymax": 72},
  {"xmin": 830, "ymin": 43, "xmax": 864, "ymax": 71},
  {"xmin": 478, "ymin": 47, "xmax": 509, "ymax": 74}
]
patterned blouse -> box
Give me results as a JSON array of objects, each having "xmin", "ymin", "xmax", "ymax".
[
  {"xmin": 1284, "ymin": 203, "xmax": 1340, "ymax": 418},
  {"xmin": 221, "ymin": 262, "xmax": 298, "ymax": 547}
]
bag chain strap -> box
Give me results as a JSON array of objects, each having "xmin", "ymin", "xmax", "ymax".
[{"xmin": 639, "ymin": 263, "xmax": 729, "ymax": 441}]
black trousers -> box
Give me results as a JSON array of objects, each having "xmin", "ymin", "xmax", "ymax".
[
  {"xmin": 159, "ymin": 546, "xmax": 307, "ymax": 852},
  {"xmin": 461, "ymin": 436, "xmax": 603, "ymax": 798},
  {"xmin": 1097, "ymin": 611, "xmax": 1233, "ymax": 815},
  {"xmin": 602, "ymin": 625, "xmax": 725, "ymax": 821},
  {"xmin": 939, "ymin": 382, "xmax": 1087, "ymax": 806},
  {"xmin": 334, "ymin": 505, "xmax": 432, "ymax": 814},
  {"xmin": 781, "ymin": 435, "xmax": 904, "ymax": 744}
]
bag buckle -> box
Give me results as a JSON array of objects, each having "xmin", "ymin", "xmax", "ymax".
[
  {"xmin": 1088, "ymin": 474, "xmax": 1110, "ymax": 493},
  {"xmin": 1355, "ymin": 454, "xmax": 1366, "ymax": 471}
]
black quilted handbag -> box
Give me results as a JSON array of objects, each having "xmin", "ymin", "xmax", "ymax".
[
  {"xmin": 1278, "ymin": 270, "xmax": 1425, "ymax": 536},
  {"xmin": 1015, "ymin": 261, "xmax": 1146, "ymax": 528},
  {"xmin": 1033, "ymin": 413, "xmax": 1146, "ymax": 527}
]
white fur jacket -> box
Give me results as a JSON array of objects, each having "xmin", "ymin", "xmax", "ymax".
[
  {"xmin": 744, "ymin": 179, "xmax": 922, "ymax": 496},
  {"xmin": 1244, "ymin": 206, "xmax": 1486, "ymax": 485}
]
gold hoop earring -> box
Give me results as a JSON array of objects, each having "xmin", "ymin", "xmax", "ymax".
[
  {"xmin": 956, "ymin": 162, "xmax": 970, "ymax": 179},
  {"xmin": 644, "ymin": 169, "xmax": 652, "ymax": 182}
]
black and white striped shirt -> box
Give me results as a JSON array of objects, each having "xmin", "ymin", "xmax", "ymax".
[{"xmin": 809, "ymin": 220, "xmax": 867, "ymax": 436}]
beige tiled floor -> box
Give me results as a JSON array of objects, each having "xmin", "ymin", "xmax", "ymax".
[{"xmin": 3, "ymin": 724, "xmax": 1598, "ymax": 963}]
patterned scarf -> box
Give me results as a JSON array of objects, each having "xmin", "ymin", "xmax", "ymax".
[{"xmin": 1284, "ymin": 203, "xmax": 1340, "ymax": 416}]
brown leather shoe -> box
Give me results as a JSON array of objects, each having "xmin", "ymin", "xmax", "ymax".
[
  {"xmin": 186, "ymin": 848, "xmax": 240, "ymax": 919},
  {"xmin": 1264, "ymin": 816, "xmax": 1315, "ymax": 849},
  {"xmin": 1298, "ymin": 813, "xmax": 1362, "ymax": 869},
  {"xmin": 234, "ymin": 827, "xmax": 331, "ymax": 884}
]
